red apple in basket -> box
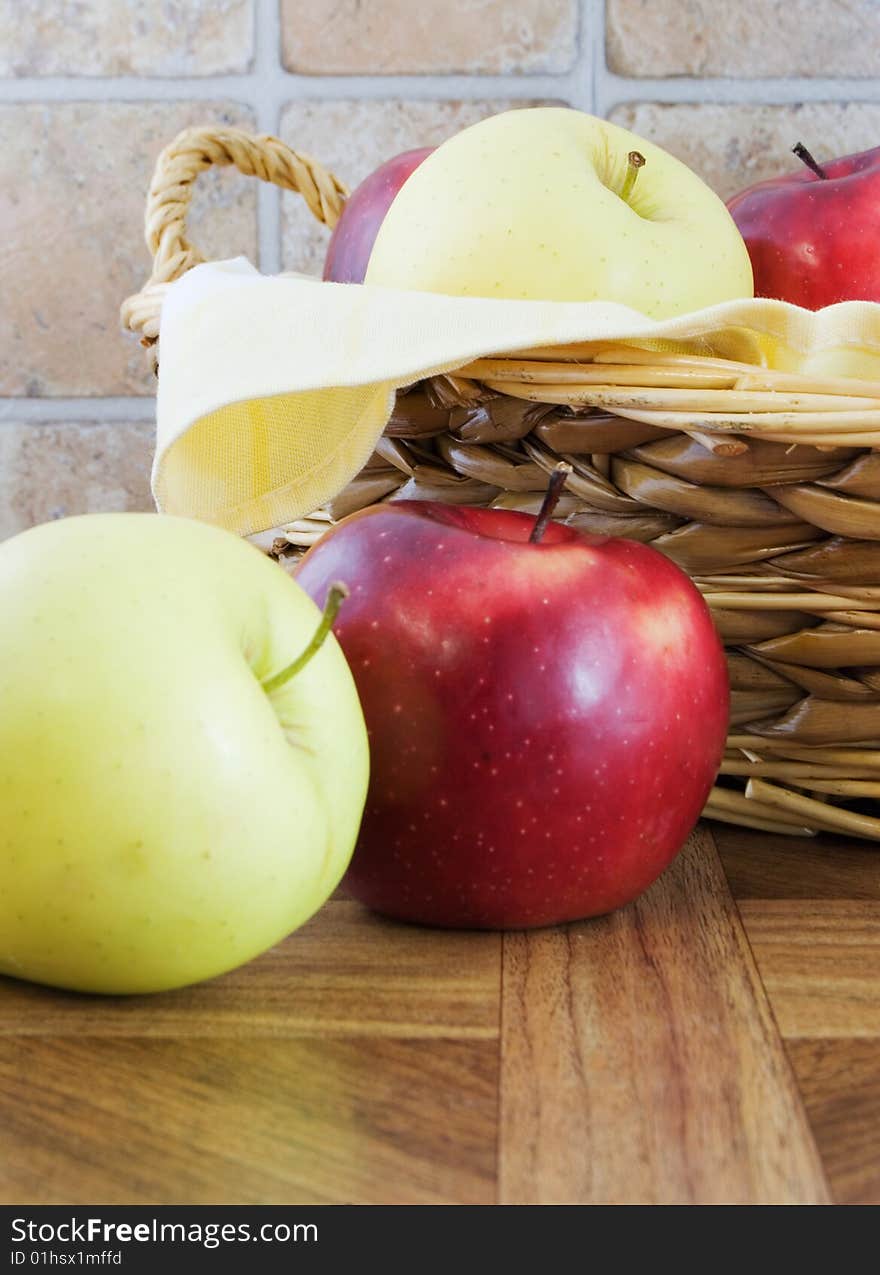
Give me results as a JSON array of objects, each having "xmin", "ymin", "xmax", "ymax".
[
  {"xmin": 296, "ymin": 469, "xmax": 729, "ymax": 929},
  {"xmin": 727, "ymin": 142, "xmax": 880, "ymax": 308},
  {"xmin": 323, "ymin": 148, "xmax": 433, "ymax": 284}
]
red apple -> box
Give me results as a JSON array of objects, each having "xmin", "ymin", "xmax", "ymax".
[
  {"xmin": 296, "ymin": 486, "xmax": 729, "ymax": 929},
  {"xmin": 727, "ymin": 142, "xmax": 880, "ymax": 308},
  {"xmin": 323, "ymin": 148, "xmax": 433, "ymax": 284}
]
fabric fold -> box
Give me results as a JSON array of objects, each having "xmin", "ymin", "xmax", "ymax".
[{"xmin": 153, "ymin": 258, "xmax": 880, "ymax": 536}]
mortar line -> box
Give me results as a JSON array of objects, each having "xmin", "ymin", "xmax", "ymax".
[
  {"xmin": 0, "ymin": 72, "xmax": 578, "ymax": 105},
  {"xmin": 562, "ymin": 0, "xmax": 594, "ymax": 112},
  {"xmin": 253, "ymin": 0, "xmax": 283, "ymax": 275},
  {"xmin": 600, "ymin": 74, "xmax": 880, "ymax": 111},
  {"xmin": 591, "ymin": 0, "xmax": 606, "ymax": 114},
  {"xmin": 3, "ymin": 72, "xmax": 880, "ymax": 107},
  {"xmin": 0, "ymin": 399, "xmax": 157, "ymax": 425}
]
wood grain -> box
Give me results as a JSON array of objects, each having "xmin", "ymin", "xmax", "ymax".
[
  {"xmin": 716, "ymin": 825, "xmax": 880, "ymax": 900},
  {"xmin": 739, "ymin": 901, "xmax": 880, "ymax": 1038},
  {"xmin": 787, "ymin": 1039, "xmax": 880, "ymax": 1205},
  {"xmin": 0, "ymin": 900, "xmax": 501, "ymax": 1039},
  {"xmin": 5, "ymin": 825, "xmax": 875, "ymax": 1204},
  {"xmin": 0, "ymin": 1036, "xmax": 498, "ymax": 1205},
  {"xmin": 498, "ymin": 825, "xmax": 830, "ymax": 1204}
]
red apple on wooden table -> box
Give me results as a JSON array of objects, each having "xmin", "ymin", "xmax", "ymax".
[
  {"xmin": 727, "ymin": 142, "xmax": 880, "ymax": 307},
  {"xmin": 296, "ymin": 471, "xmax": 729, "ymax": 929},
  {"xmin": 323, "ymin": 148, "xmax": 433, "ymax": 284}
]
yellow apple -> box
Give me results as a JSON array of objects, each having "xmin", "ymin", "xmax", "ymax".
[
  {"xmin": 0, "ymin": 514, "xmax": 368, "ymax": 994},
  {"xmin": 365, "ymin": 107, "xmax": 753, "ymax": 316}
]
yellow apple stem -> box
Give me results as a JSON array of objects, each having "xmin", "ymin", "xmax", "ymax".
[
  {"xmin": 792, "ymin": 141, "xmax": 828, "ymax": 180},
  {"xmin": 262, "ymin": 581, "xmax": 349, "ymax": 693},
  {"xmin": 529, "ymin": 461, "xmax": 572, "ymax": 544},
  {"xmin": 620, "ymin": 150, "xmax": 646, "ymax": 203}
]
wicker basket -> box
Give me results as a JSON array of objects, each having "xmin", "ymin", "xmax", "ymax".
[{"xmin": 123, "ymin": 126, "xmax": 880, "ymax": 843}]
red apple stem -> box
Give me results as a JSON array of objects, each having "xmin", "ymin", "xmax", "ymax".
[
  {"xmin": 262, "ymin": 581, "xmax": 349, "ymax": 693},
  {"xmin": 530, "ymin": 462, "xmax": 572, "ymax": 544},
  {"xmin": 620, "ymin": 151, "xmax": 646, "ymax": 203},
  {"xmin": 792, "ymin": 142, "xmax": 828, "ymax": 180}
]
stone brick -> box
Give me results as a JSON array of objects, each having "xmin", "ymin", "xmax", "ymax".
[
  {"xmin": 0, "ymin": 1, "xmax": 254, "ymax": 76},
  {"xmin": 0, "ymin": 102, "xmax": 257, "ymax": 396},
  {"xmin": 281, "ymin": 0, "xmax": 577, "ymax": 74},
  {"xmin": 606, "ymin": 0, "xmax": 880, "ymax": 79},
  {"xmin": 0, "ymin": 423, "xmax": 154, "ymax": 540},
  {"xmin": 280, "ymin": 99, "xmax": 557, "ymax": 277},
  {"xmin": 609, "ymin": 102, "xmax": 880, "ymax": 202}
]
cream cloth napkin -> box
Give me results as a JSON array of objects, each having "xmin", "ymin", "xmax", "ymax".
[{"xmin": 154, "ymin": 258, "xmax": 880, "ymax": 536}]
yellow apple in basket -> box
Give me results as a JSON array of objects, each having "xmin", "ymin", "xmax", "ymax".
[
  {"xmin": 366, "ymin": 107, "xmax": 753, "ymax": 317},
  {"xmin": 0, "ymin": 514, "xmax": 368, "ymax": 995}
]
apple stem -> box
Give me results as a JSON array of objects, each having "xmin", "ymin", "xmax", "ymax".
[
  {"xmin": 792, "ymin": 142, "xmax": 828, "ymax": 180},
  {"xmin": 261, "ymin": 581, "xmax": 349, "ymax": 693},
  {"xmin": 530, "ymin": 462, "xmax": 572, "ymax": 544},
  {"xmin": 620, "ymin": 150, "xmax": 646, "ymax": 203}
]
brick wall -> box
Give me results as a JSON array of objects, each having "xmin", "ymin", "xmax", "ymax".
[{"xmin": 2, "ymin": 0, "xmax": 879, "ymax": 537}]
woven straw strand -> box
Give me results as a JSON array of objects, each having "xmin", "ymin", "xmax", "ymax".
[{"xmin": 120, "ymin": 126, "xmax": 348, "ymax": 350}]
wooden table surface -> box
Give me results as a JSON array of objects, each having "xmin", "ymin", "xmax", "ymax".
[{"xmin": 1, "ymin": 823, "xmax": 877, "ymax": 1206}]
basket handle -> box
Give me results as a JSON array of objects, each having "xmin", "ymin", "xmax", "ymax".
[{"xmin": 120, "ymin": 125, "xmax": 349, "ymax": 354}]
